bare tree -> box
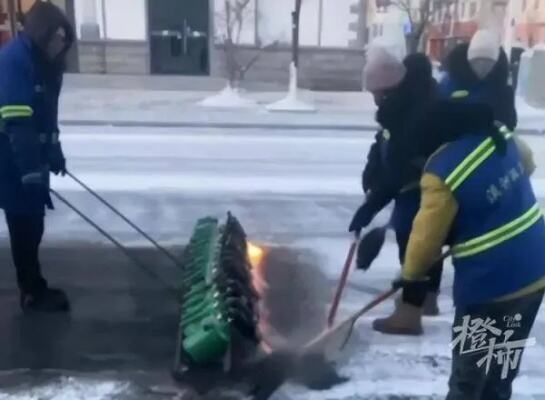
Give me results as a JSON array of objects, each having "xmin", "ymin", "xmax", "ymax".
[
  {"xmin": 392, "ymin": 0, "xmax": 434, "ymax": 53},
  {"xmin": 217, "ymin": 0, "xmax": 278, "ymax": 88}
]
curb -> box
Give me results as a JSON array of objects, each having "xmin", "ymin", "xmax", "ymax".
[
  {"xmin": 59, "ymin": 119, "xmax": 379, "ymax": 132},
  {"xmin": 59, "ymin": 120, "xmax": 544, "ymax": 136}
]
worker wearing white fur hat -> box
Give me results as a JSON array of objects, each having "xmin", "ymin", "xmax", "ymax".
[{"xmin": 439, "ymin": 29, "xmax": 518, "ymax": 131}]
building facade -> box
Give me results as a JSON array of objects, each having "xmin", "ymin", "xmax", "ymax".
[
  {"xmin": 509, "ymin": 0, "xmax": 545, "ymax": 48},
  {"xmin": 0, "ymin": 0, "xmax": 368, "ymax": 90},
  {"xmin": 426, "ymin": 0, "xmax": 545, "ymax": 61},
  {"xmin": 427, "ymin": 0, "xmax": 482, "ymax": 61},
  {"xmin": 70, "ymin": 0, "xmax": 368, "ymax": 90},
  {"xmin": 364, "ymin": 0, "xmax": 428, "ymax": 58}
]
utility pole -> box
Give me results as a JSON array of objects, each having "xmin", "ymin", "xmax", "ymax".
[
  {"xmin": 101, "ymin": 0, "xmax": 107, "ymax": 39},
  {"xmin": 7, "ymin": 0, "xmax": 18, "ymax": 38},
  {"xmin": 101, "ymin": 0, "xmax": 107, "ymax": 73},
  {"xmin": 292, "ymin": 0, "xmax": 302, "ymax": 67},
  {"xmin": 318, "ymin": 0, "xmax": 323, "ymax": 46}
]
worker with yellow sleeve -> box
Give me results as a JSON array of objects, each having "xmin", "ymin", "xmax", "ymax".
[{"xmin": 396, "ymin": 102, "xmax": 545, "ymax": 400}]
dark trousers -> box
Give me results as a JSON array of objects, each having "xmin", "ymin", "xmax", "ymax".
[
  {"xmin": 5, "ymin": 212, "xmax": 47, "ymax": 295},
  {"xmin": 396, "ymin": 227, "xmax": 443, "ymax": 307},
  {"xmin": 447, "ymin": 290, "xmax": 544, "ymax": 400}
]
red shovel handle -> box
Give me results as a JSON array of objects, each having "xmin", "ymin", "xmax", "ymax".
[{"xmin": 327, "ymin": 236, "xmax": 359, "ymax": 327}]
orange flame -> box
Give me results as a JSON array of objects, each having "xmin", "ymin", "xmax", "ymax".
[
  {"xmin": 248, "ymin": 241, "xmax": 269, "ymax": 294},
  {"xmin": 247, "ymin": 241, "xmax": 273, "ymax": 351},
  {"xmin": 247, "ymin": 241, "xmax": 265, "ymax": 269}
]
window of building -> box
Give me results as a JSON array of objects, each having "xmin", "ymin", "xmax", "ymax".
[
  {"xmin": 461, "ymin": 1, "xmax": 466, "ymax": 19},
  {"xmin": 535, "ymin": 0, "xmax": 540, "ymax": 10},
  {"xmin": 523, "ymin": 0, "xmax": 527, "ymax": 11},
  {"xmin": 470, "ymin": 1, "xmax": 477, "ymax": 17},
  {"xmin": 320, "ymin": 0, "xmax": 355, "ymax": 47},
  {"xmin": 257, "ymin": 0, "xmax": 356, "ymax": 48}
]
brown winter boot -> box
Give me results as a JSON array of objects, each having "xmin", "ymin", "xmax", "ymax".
[
  {"xmin": 372, "ymin": 301, "xmax": 423, "ymax": 336},
  {"xmin": 422, "ymin": 292, "xmax": 440, "ymax": 316}
]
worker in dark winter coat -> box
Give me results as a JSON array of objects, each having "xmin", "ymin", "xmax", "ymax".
[
  {"xmin": 0, "ymin": 2, "xmax": 74, "ymax": 312},
  {"xmin": 395, "ymin": 100, "xmax": 544, "ymax": 400},
  {"xmin": 440, "ymin": 29, "xmax": 517, "ymax": 130},
  {"xmin": 350, "ymin": 49, "xmax": 442, "ymax": 335}
]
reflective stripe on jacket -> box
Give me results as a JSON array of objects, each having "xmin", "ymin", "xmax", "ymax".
[{"xmin": 425, "ymin": 131, "xmax": 545, "ymax": 306}]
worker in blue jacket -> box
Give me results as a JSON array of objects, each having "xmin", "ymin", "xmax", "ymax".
[
  {"xmin": 397, "ymin": 100, "xmax": 544, "ymax": 399},
  {"xmin": 0, "ymin": 2, "xmax": 74, "ymax": 312}
]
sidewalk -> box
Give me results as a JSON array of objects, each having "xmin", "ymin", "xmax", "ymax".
[{"xmin": 59, "ymin": 74, "xmax": 545, "ymax": 133}]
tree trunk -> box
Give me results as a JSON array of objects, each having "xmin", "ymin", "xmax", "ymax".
[{"xmin": 292, "ymin": 0, "xmax": 302, "ymax": 67}]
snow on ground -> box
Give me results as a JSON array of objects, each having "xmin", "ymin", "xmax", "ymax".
[
  {"xmin": 59, "ymin": 75, "xmax": 545, "ymax": 133},
  {"xmin": 59, "ymin": 87, "xmax": 378, "ymax": 130},
  {"xmin": 266, "ymin": 92, "xmax": 316, "ymax": 113},
  {"xmin": 516, "ymin": 97, "xmax": 545, "ymax": 132},
  {"xmin": 266, "ymin": 64, "xmax": 316, "ymax": 113},
  {"xmin": 199, "ymin": 85, "xmax": 259, "ymax": 109},
  {"xmin": 2, "ymin": 125, "xmax": 545, "ymax": 398},
  {"xmin": 282, "ymin": 238, "xmax": 545, "ymax": 399},
  {"xmin": 0, "ymin": 377, "xmax": 129, "ymax": 400}
]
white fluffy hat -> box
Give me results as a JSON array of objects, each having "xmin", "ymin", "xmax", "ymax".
[
  {"xmin": 364, "ymin": 46, "xmax": 407, "ymax": 92},
  {"xmin": 468, "ymin": 29, "xmax": 501, "ymax": 62}
]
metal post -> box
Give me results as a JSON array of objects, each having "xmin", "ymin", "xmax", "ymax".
[
  {"xmin": 292, "ymin": 0, "xmax": 302, "ymax": 68},
  {"xmin": 7, "ymin": 0, "xmax": 18, "ymax": 38},
  {"xmin": 101, "ymin": 0, "xmax": 107, "ymax": 73},
  {"xmin": 254, "ymin": 0, "xmax": 260, "ymax": 45},
  {"xmin": 317, "ymin": 0, "xmax": 323, "ymax": 47}
]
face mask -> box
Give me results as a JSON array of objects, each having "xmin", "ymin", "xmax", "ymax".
[{"xmin": 470, "ymin": 58, "xmax": 496, "ymax": 80}]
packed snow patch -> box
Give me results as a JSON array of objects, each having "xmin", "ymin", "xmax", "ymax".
[
  {"xmin": 199, "ymin": 85, "xmax": 258, "ymax": 109},
  {"xmin": 267, "ymin": 63, "xmax": 316, "ymax": 113},
  {"xmin": 0, "ymin": 377, "xmax": 130, "ymax": 400},
  {"xmin": 266, "ymin": 94, "xmax": 316, "ymax": 113}
]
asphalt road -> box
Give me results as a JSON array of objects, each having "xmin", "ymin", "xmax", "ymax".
[{"xmin": 2, "ymin": 126, "xmax": 545, "ymax": 399}]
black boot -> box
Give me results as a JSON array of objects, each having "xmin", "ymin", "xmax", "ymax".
[{"xmin": 20, "ymin": 287, "xmax": 70, "ymax": 313}]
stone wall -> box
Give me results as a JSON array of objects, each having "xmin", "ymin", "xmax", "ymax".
[
  {"xmin": 211, "ymin": 45, "xmax": 366, "ymax": 91},
  {"xmin": 78, "ymin": 40, "xmax": 149, "ymax": 75},
  {"xmin": 77, "ymin": 40, "xmax": 365, "ymax": 91}
]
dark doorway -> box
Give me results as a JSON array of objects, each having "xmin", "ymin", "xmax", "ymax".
[{"xmin": 148, "ymin": 0, "xmax": 209, "ymax": 75}]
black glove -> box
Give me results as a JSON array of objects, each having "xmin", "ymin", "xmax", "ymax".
[
  {"xmin": 392, "ymin": 276, "xmax": 430, "ymax": 291},
  {"xmin": 348, "ymin": 202, "xmax": 375, "ymax": 234},
  {"xmin": 49, "ymin": 142, "xmax": 66, "ymax": 176}
]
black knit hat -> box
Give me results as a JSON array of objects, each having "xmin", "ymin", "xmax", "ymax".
[{"xmin": 23, "ymin": 1, "xmax": 74, "ymax": 57}]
